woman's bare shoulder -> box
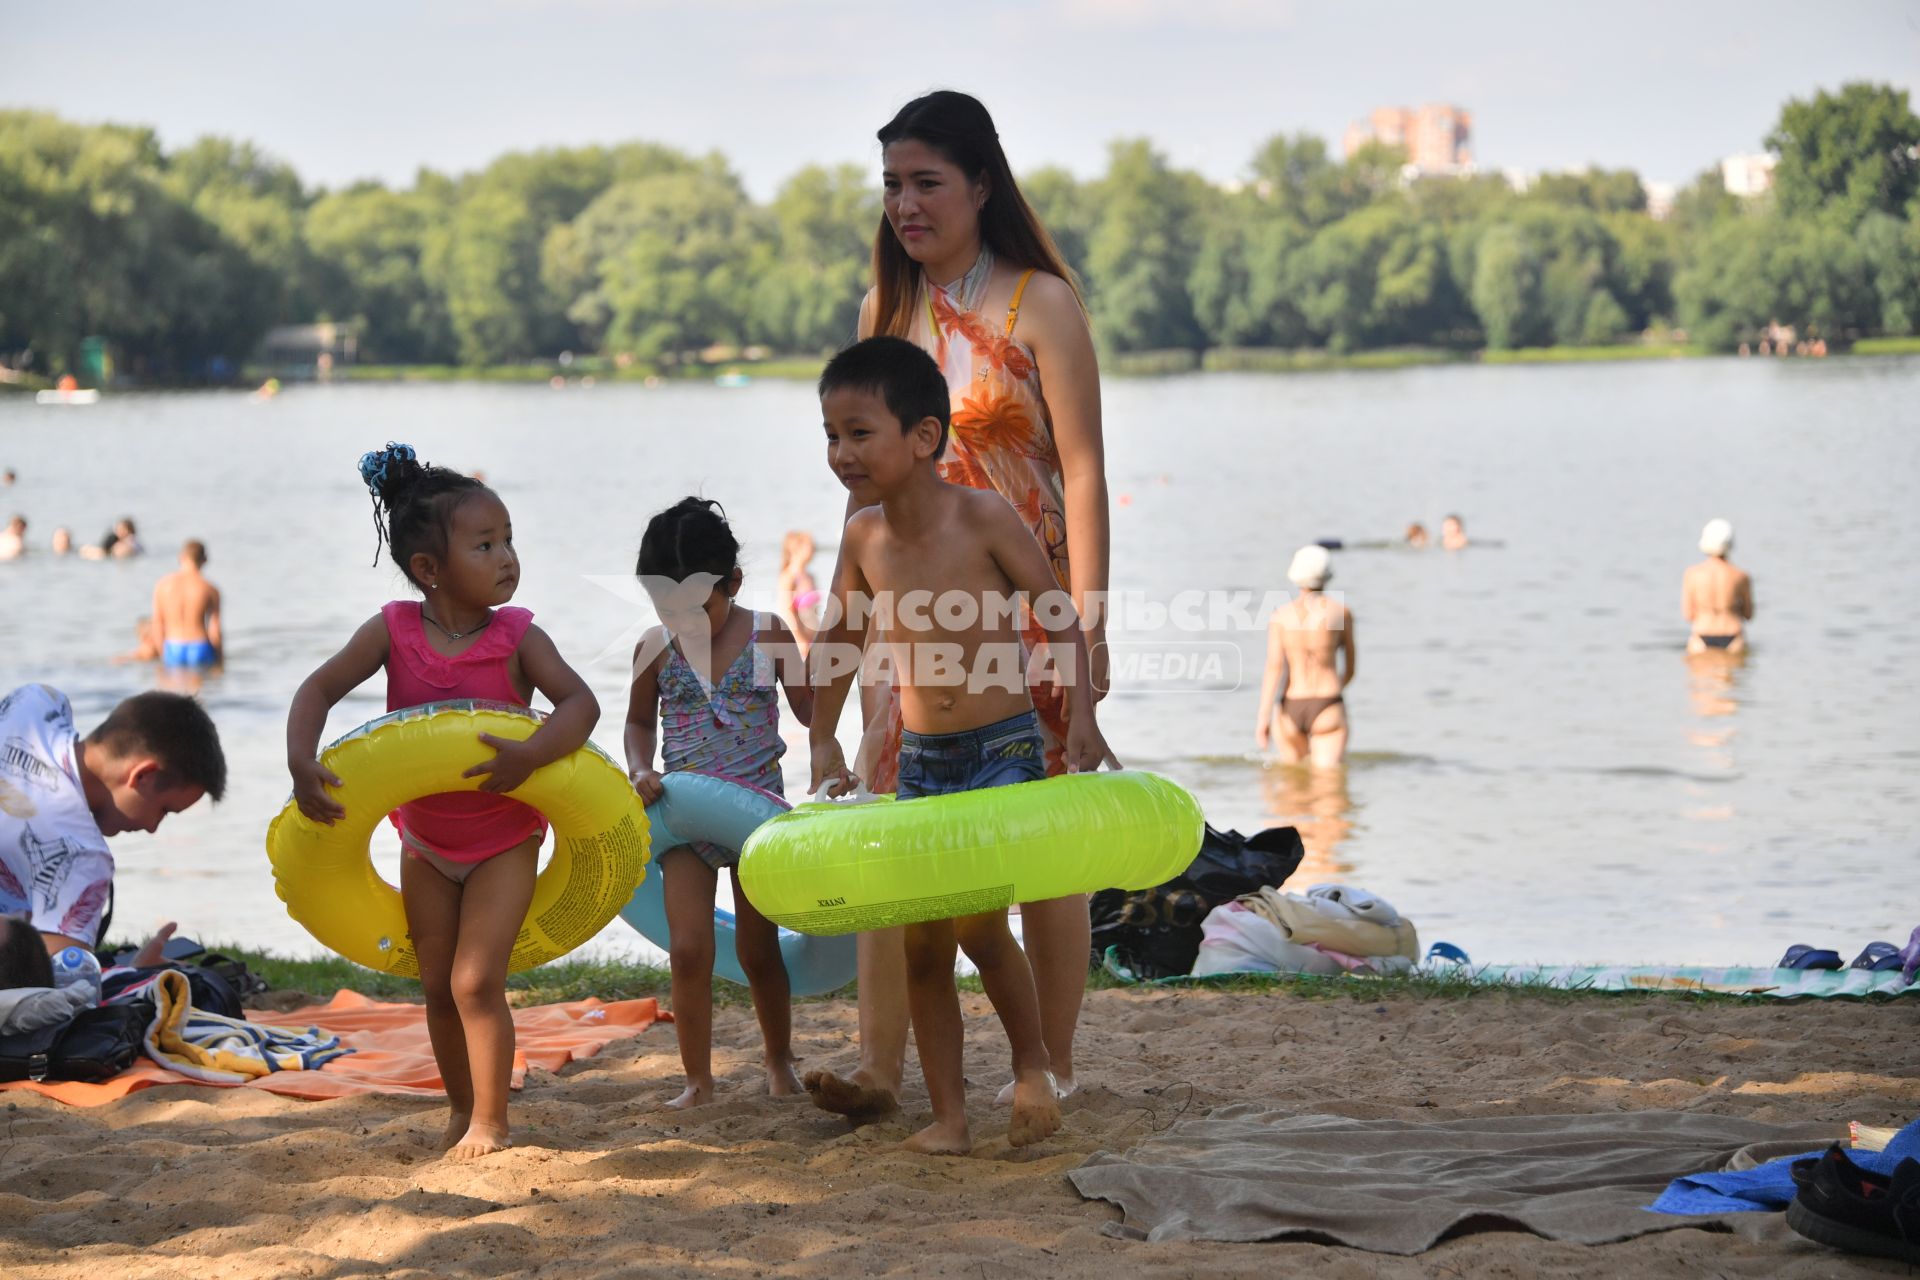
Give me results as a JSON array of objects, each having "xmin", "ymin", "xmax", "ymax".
[
  {"xmin": 1018, "ymin": 269, "xmax": 1080, "ymax": 313},
  {"xmin": 1014, "ymin": 270, "xmax": 1090, "ymax": 346}
]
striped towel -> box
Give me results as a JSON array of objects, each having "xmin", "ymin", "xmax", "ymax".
[
  {"xmin": 1455, "ymin": 963, "xmax": 1918, "ymax": 998},
  {"xmin": 1103, "ymin": 948, "xmax": 1919, "ymax": 998},
  {"xmin": 142, "ymin": 969, "xmax": 354, "ymax": 1084}
]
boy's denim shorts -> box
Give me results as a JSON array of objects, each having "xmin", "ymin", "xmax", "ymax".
[{"xmin": 896, "ymin": 710, "xmax": 1046, "ymax": 800}]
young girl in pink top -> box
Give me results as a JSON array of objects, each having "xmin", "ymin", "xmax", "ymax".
[{"xmin": 286, "ymin": 443, "xmax": 599, "ymax": 1160}]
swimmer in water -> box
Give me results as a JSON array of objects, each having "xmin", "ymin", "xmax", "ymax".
[
  {"xmin": 81, "ymin": 517, "xmax": 141, "ymax": 561},
  {"xmin": 1256, "ymin": 545, "xmax": 1356, "ymax": 767},
  {"xmin": 1683, "ymin": 518, "xmax": 1753, "ymax": 655},
  {"xmin": 0, "ymin": 515, "xmax": 25, "ymax": 560},
  {"xmin": 1404, "ymin": 522, "xmax": 1429, "ymax": 549},
  {"xmin": 114, "ymin": 616, "xmax": 162, "ymax": 664},
  {"xmin": 775, "ymin": 529, "xmax": 821, "ymax": 649},
  {"xmin": 1440, "ymin": 513, "xmax": 1468, "ymax": 551},
  {"xmin": 152, "ymin": 540, "xmax": 224, "ymax": 668}
]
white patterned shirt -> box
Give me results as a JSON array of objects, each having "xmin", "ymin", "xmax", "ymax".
[{"xmin": 0, "ymin": 685, "xmax": 114, "ymax": 947}]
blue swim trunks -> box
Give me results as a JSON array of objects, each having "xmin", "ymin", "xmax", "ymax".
[
  {"xmin": 896, "ymin": 710, "xmax": 1046, "ymax": 800},
  {"xmin": 162, "ymin": 639, "xmax": 218, "ymax": 668}
]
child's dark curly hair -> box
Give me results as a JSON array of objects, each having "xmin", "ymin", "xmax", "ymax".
[
  {"xmin": 637, "ymin": 497, "xmax": 740, "ymax": 583},
  {"xmin": 357, "ymin": 442, "xmax": 494, "ymax": 590}
]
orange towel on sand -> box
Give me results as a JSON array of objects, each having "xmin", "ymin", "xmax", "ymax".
[{"xmin": 0, "ymin": 989, "xmax": 665, "ymax": 1107}]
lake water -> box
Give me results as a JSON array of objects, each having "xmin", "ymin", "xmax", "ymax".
[{"xmin": 2, "ymin": 356, "xmax": 1916, "ymax": 968}]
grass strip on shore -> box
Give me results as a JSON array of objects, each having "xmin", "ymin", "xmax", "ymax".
[
  {"xmin": 149, "ymin": 944, "xmax": 1892, "ymax": 1012},
  {"xmin": 1853, "ymin": 335, "xmax": 1920, "ymax": 356}
]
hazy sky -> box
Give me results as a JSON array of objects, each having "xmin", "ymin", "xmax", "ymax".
[{"xmin": 6, "ymin": 0, "xmax": 1916, "ymax": 197}]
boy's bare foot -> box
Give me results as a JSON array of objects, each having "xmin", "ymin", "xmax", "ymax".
[
  {"xmin": 995, "ymin": 1074, "xmax": 1077, "ymax": 1105},
  {"xmin": 446, "ymin": 1122, "xmax": 511, "ymax": 1161},
  {"xmin": 804, "ymin": 1068, "xmax": 898, "ymax": 1122},
  {"xmin": 440, "ymin": 1111, "xmax": 472, "ymax": 1150},
  {"xmin": 902, "ymin": 1116, "xmax": 971, "ymax": 1155},
  {"xmin": 1008, "ymin": 1073, "xmax": 1063, "ymax": 1148},
  {"xmin": 665, "ymin": 1081, "xmax": 714, "ymax": 1110},
  {"xmin": 767, "ymin": 1058, "xmax": 803, "ymax": 1098}
]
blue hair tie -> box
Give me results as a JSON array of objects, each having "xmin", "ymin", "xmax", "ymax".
[{"xmin": 357, "ymin": 442, "xmax": 417, "ymax": 496}]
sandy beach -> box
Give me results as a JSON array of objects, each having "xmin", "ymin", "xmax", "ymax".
[{"xmin": 2, "ymin": 984, "xmax": 1914, "ymax": 1278}]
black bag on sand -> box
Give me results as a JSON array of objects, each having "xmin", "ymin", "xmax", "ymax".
[
  {"xmin": 105, "ymin": 936, "xmax": 269, "ymax": 1010},
  {"xmin": 1090, "ymin": 824, "xmax": 1306, "ymax": 980},
  {"xmin": 103, "ymin": 963, "xmax": 245, "ymax": 1020},
  {"xmin": 0, "ymin": 999, "xmax": 154, "ymax": 1083}
]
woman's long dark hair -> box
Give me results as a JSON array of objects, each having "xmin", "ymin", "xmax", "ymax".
[{"xmin": 872, "ymin": 90, "xmax": 1081, "ymax": 339}]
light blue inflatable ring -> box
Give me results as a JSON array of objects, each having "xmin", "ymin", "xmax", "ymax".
[{"xmin": 617, "ymin": 772, "xmax": 856, "ymax": 997}]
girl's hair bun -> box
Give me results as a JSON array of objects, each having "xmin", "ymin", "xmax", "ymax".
[{"xmin": 358, "ymin": 442, "xmax": 422, "ymax": 505}]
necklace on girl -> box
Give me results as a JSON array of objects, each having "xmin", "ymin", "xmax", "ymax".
[{"xmin": 422, "ymin": 606, "xmax": 492, "ymax": 641}]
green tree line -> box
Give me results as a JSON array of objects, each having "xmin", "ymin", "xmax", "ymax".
[{"xmin": 2, "ymin": 82, "xmax": 1915, "ymax": 378}]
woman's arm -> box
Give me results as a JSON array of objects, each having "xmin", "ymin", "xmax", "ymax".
[
  {"xmin": 1255, "ymin": 613, "xmax": 1287, "ymax": 746},
  {"xmin": 1022, "ymin": 274, "xmax": 1111, "ymax": 696},
  {"xmin": 1340, "ymin": 608, "xmax": 1358, "ymax": 687},
  {"xmin": 468, "ymin": 625, "xmax": 599, "ymax": 793}
]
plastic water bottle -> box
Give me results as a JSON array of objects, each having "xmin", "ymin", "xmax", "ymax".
[{"xmin": 51, "ymin": 946, "xmax": 102, "ymax": 994}]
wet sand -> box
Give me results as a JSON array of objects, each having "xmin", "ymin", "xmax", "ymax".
[{"xmin": 2, "ymin": 985, "xmax": 1914, "ymax": 1277}]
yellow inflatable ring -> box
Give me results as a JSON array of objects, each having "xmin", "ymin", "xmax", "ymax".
[
  {"xmin": 266, "ymin": 700, "xmax": 652, "ymax": 975},
  {"xmin": 738, "ymin": 771, "xmax": 1203, "ymax": 935}
]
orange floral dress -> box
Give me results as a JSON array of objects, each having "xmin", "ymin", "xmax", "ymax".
[{"xmin": 867, "ymin": 270, "xmax": 1075, "ymax": 789}]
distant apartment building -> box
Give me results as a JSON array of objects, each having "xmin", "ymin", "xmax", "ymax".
[
  {"xmin": 1644, "ymin": 181, "xmax": 1677, "ymax": 220},
  {"xmin": 1720, "ymin": 153, "xmax": 1776, "ymax": 198},
  {"xmin": 1343, "ymin": 104, "xmax": 1473, "ymax": 174}
]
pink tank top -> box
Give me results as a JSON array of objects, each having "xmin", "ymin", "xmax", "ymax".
[{"xmin": 383, "ymin": 600, "xmax": 546, "ymax": 861}]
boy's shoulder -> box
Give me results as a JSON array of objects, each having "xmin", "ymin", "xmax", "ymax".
[
  {"xmin": 856, "ymin": 481, "xmax": 1012, "ymax": 539},
  {"xmin": 947, "ymin": 482, "xmax": 1022, "ymax": 533}
]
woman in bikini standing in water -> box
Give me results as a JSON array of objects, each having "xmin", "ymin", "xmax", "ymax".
[
  {"xmin": 1256, "ymin": 545, "xmax": 1357, "ymax": 767},
  {"xmin": 806, "ymin": 90, "xmax": 1112, "ymax": 1122}
]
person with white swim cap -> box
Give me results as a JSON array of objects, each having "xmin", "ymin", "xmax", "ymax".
[
  {"xmin": 1256, "ymin": 545, "xmax": 1357, "ymax": 766},
  {"xmin": 1683, "ymin": 518, "xmax": 1754, "ymax": 655}
]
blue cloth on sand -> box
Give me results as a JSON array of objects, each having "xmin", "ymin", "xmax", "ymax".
[
  {"xmin": 162, "ymin": 639, "xmax": 218, "ymax": 667},
  {"xmin": 1648, "ymin": 1115, "xmax": 1920, "ymax": 1214}
]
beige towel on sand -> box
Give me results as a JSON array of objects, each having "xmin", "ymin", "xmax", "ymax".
[
  {"xmin": 1069, "ymin": 1108, "xmax": 1838, "ymax": 1253},
  {"xmin": 1237, "ymin": 888, "xmax": 1420, "ymax": 959}
]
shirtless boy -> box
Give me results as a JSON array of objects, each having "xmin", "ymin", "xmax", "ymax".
[
  {"xmin": 152, "ymin": 540, "xmax": 223, "ymax": 668},
  {"xmin": 1683, "ymin": 518, "xmax": 1754, "ymax": 655},
  {"xmin": 1256, "ymin": 544, "xmax": 1356, "ymax": 767},
  {"xmin": 808, "ymin": 336, "xmax": 1116, "ymax": 1154}
]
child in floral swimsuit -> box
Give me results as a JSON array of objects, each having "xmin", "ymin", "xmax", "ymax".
[{"xmin": 624, "ymin": 497, "xmax": 814, "ymax": 1108}]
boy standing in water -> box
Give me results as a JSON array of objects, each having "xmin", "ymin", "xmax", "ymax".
[
  {"xmin": 152, "ymin": 540, "xmax": 223, "ymax": 668},
  {"xmin": 808, "ymin": 337, "xmax": 1117, "ymax": 1154}
]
